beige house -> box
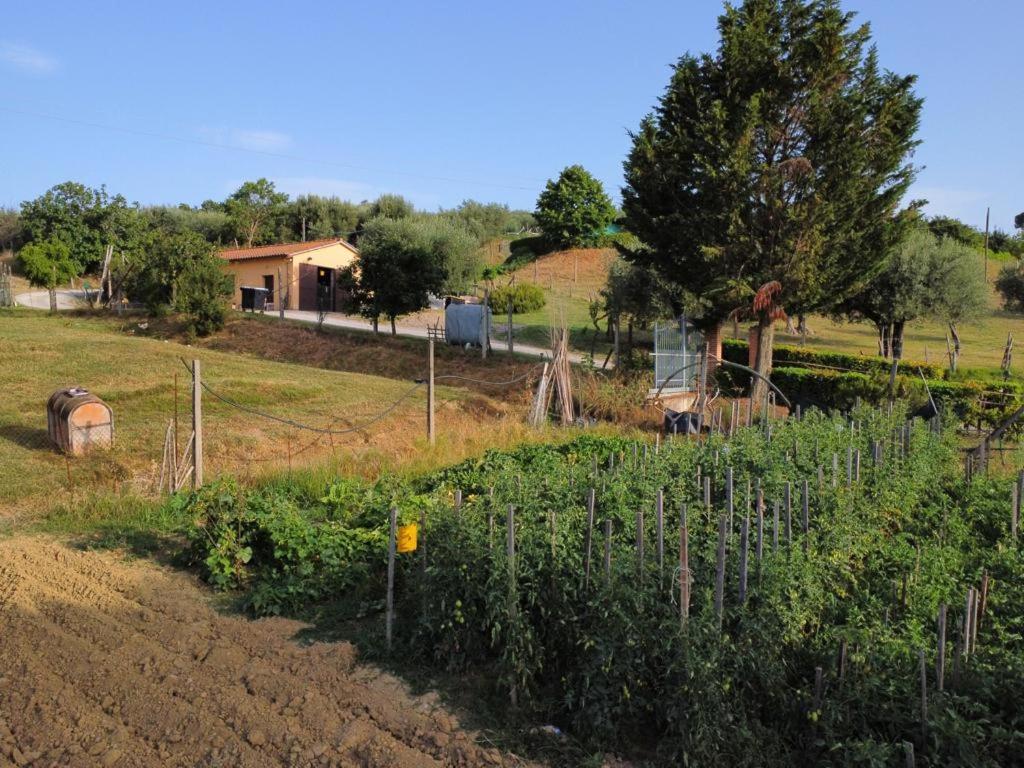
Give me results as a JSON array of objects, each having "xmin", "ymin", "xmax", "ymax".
[{"xmin": 219, "ymin": 238, "xmax": 359, "ymax": 311}]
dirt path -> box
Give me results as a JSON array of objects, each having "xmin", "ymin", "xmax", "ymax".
[{"xmin": 0, "ymin": 538, "xmax": 529, "ymax": 768}]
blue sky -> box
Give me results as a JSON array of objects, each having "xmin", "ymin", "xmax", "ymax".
[{"xmin": 1, "ymin": 1, "xmax": 1021, "ymax": 232}]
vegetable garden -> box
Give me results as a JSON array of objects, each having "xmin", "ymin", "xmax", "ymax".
[{"xmin": 180, "ymin": 408, "xmax": 1024, "ymax": 766}]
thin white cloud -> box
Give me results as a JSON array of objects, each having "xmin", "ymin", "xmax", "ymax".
[
  {"xmin": 0, "ymin": 42, "xmax": 58, "ymax": 74},
  {"xmin": 197, "ymin": 126, "xmax": 292, "ymax": 152}
]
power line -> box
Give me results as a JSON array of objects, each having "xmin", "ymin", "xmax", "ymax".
[{"xmin": 0, "ymin": 106, "xmax": 544, "ymax": 193}]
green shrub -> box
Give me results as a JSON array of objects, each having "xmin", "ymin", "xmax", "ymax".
[
  {"xmin": 177, "ymin": 421, "xmax": 1024, "ymax": 765},
  {"xmin": 722, "ymin": 337, "xmax": 945, "ymax": 379},
  {"xmin": 488, "ymin": 282, "xmax": 546, "ymax": 314},
  {"xmin": 995, "ymin": 261, "xmax": 1024, "ymax": 312}
]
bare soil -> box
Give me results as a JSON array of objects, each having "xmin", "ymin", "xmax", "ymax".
[{"xmin": 0, "ymin": 537, "xmax": 532, "ymax": 767}]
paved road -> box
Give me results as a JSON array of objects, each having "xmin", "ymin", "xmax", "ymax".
[
  {"xmin": 15, "ymin": 289, "xmax": 91, "ymax": 310},
  {"xmin": 278, "ymin": 309, "xmax": 584, "ymax": 363},
  {"xmin": 13, "ymin": 292, "xmax": 584, "ymax": 364}
]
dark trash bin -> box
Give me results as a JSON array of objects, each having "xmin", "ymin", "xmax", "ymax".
[{"xmin": 240, "ymin": 286, "xmax": 270, "ymax": 312}]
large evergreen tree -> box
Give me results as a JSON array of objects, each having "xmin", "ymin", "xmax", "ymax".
[{"xmin": 621, "ymin": 0, "xmax": 922, "ymax": 403}]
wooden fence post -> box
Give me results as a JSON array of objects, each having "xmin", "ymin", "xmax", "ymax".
[
  {"xmin": 427, "ymin": 338, "xmax": 435, "ymax": 445},
  {"xmin": 192, "ymin": 359, "xmax": 203, "ymax": 488}
]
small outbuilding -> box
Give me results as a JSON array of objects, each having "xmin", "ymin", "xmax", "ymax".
[
  {"xmin": 47, "ymin": 387, "xmax": 114, "ymax": 455},
  {"xmin": 219, "ymin": 238, "xmax": 359, "ymax": 312}
]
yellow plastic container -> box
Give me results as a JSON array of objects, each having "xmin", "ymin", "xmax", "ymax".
[{"xmin": 397, "ymin": 523, "xmax": 418, "ymax": 553}]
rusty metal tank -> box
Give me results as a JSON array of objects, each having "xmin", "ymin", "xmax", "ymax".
[{"xmin": 47, "ymin": 387, "xmax": 114, "ymax": 455}]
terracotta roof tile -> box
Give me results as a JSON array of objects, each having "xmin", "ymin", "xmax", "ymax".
[{"xmin": 218, "ymin": 238, "xmax": 357, "ymax": 262}]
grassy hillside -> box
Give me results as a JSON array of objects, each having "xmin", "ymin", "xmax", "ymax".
[{"xmin": 0, "ymin": 310, "xmax": 538, "ymax": 519}]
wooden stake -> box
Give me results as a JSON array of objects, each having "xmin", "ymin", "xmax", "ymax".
[
  {"xmin": 191, "ymin": 359, "xmax": 203, "ymax": 488},
  {"xmin": 584, "ymin": 488, "xmax": 595, "ymax": 588},
  {"xmin": 636, "ymin": 507, "xmax": 645, "ymax": 578},
  {"xmin": 656, "ymin": 489, "xmax": 665, "ymax": 580},
  {"xmin": 713, "ymin": 514, "xmax": 727, "ymax": 630},
  {"xmin": 738, "ymin": 515, "xmax": 749, "ymax": 605},
  {"xmin": 604, "ymin": 518, "xmax": 613, "ymax": 580},
  {"xmin": 936, "ymin": 604, "xmax": 947, "ymax": 691},
  {"xmin": 679, "ymin": 505, "xmax": 690, "ymax": 627},
  {"xmin": 427, "ymin": 338, "xmax": 435, "ymax": 445},
  {"xmin": 385, "ymin": 506, "xmax": 397, "ymax": 653}
]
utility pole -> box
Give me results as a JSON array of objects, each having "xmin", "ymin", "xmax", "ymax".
[
  {"xmin": 984, "ymin": 207, "xmax": 990, "ymax": 281},
  {"xmin": 481, "ymin": 290, "xmax": 490, "ymax": 361},
  {"xmin": 427, "ymin": 338, "xmax": 436, "ymax": 445},
  {"xmin": 507, "ymin": 298, "xmax": 514, "ymax": 355},
  {"xmin": 192, "ymin": 359, "xmax": 204, "ymax": 488}
]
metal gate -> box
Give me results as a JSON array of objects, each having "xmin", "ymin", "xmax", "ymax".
[{"xmin": 653, "ymin": 317, "xmax": 703, "ymax": 392}]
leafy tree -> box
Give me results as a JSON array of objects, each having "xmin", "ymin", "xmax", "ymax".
[
  {"xmin": 338, "ymin": 217, "xmax": 446, "ymax": 334},
  {"xmin": 17, "ymin": 237, "xmax": 80, "ymax": 310},
  {"xmin": 600, "ymin": 260, "xmax": 674, "ymax": 354},
  {"xmin": 225, "ymin": 179, "xmax": 288, "ymax": 247},
  {"xmin": 416, "ymin": 216, "xmax": 481, "ymax": 294},
  {"xmin": 143, "ymin": 206, "xmax": 232, "ymax": 244},
  {"xmin": 535, "ymin": 165, "xmax": 616, "ymax": 249},
  {"xmin": 368, "ymin": 194, "xmax": 415, "ymax": 221},
  {"xmin": 996, "ymin": 263, "xmax": 1024, "ymax": 313},
  {"xmin": 20, "ymin": 182, "xmax": 134, "ymax": 271},
  {"xmin": 284, "ymin": 195, "xmax": 365, "ymax": 242},
  {"xmin": 927, "ymin": 215, "xmax": 981, "ymax": 248},
  {"xmin": 840, "ymin": 227, "xmax": 986, "ymax": 365},
  {"xmin": 123, "ymin": 230, "xmax": 214, "ymax": 311},
  {"xmin": 0, "ymin": 209, "xmax": 23, "ymax": 251},
  {"xmin": 621, "ymin": 0, "xmax": 922, "ymax": 404},
  {"xmin": 447, "ymin": 201, "xmax": 534, "ymax": 242},
  {"xmin": 173, "ymin": 252, "xmax": 233, "ymax": 336}
]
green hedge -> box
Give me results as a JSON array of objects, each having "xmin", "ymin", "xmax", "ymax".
[
  {"xmin": 769, "ymin": 366, "xmax": 1024, "ymax": 433},
  {"xmin": 722, "ymin": 337, "xmax": 945, "ymax": 379},
  {"xmin": 489, "ymin": 282, "xmax": 546, "ymax": 313}
]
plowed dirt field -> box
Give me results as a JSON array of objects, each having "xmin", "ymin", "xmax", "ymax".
[{"xmin": 0, "ymin": 538, "xmax": 529, "ymax": 768}]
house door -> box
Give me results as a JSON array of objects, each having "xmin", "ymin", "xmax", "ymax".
[
  {"xmin": 316, "ymin": 267, "xmax": 333, "ymax": 312},
  {"xmin": 263, "ymin": 275, "xmax": 275, "ymax": 307}
]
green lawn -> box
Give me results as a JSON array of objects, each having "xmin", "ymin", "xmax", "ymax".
[{"xmin": 0, "ymin": 309, "xmax": 437, "ymax": 518}]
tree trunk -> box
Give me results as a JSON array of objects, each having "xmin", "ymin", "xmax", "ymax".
[
  {"xmin": 797, "ymin": 315, "xmax": 808, "ymax": 347},
  {"xmin": 372, "ymin": 316, "xmax": 379, "ymax": 334},
  {"xmin": 949, "ymin": 323, "xmax": 961, "ymax": 373},
  {"xmin": 877, "ymin": 323, "xmax": 888, "ymax": 358},
  {"xmin": 750, "ymin": 315, "xmax": 775, "ymax": 412},
  {"xmin": 48, "ymin": 287, "xmax": 57, "ymax": 312},
  {"xmin": 627, "ymin": 319, "xmax": 634, "ymax": 354},
  {"xmin": 891, "ymin": 320, "xmax": 906, "ymax": 362},
  {"xmin": 888, "ymin": 320, "xmax": 905, "ymax": 399},
  {"xmin": 390, "ymin": 316, "xmax": 397, "ymax": 336}
]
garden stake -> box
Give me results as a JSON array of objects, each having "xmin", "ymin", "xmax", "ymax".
[
  {"xmin": 679, "ymin": 504, "xmax": 690, "ymax": 627},
  {"xmin": 713, "ymin": 514, "xmax": 727, "ymax": 630},
  {"xmin": 656, "ymin": 489, "xmax": 665, "ymax": 581},
  {"xmin": 584, "ymin": 487, "xmax": 596, "ymax": 589},
  {"xmin": 738, "ymin": 515, "xmax": 749, "ymax": 605},
  {"xmin": 636, "ymin": 507, "xmax": 645, "ymax": 579},
  {"xmin": 385, "ymin": 506, "xmax": 397, "ymax": 654},
  {"xmin": 802, "ymin": 479, "xmax": 810, "ymax": 553},
  {"xmin": 604, "ymin": 519, "xmax": 612, "ymax": 580},
  {"xmin": 937, "ymin": 604, "xmax": 947, "ymax": 691},
  {"xmin": 772, "ymin": 500, "xmax": 780, "ymax": 553}
]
